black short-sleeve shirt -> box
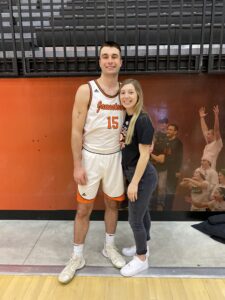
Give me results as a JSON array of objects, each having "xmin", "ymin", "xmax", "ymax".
[{"xmin": 121, "ymin": 112, "xmax": 154, "ymax": 167}]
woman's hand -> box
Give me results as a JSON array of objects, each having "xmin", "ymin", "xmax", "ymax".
[
  {"xmin": 127, "ymin": 182, "xmax": 138, "ymax": 202},
  {"xmin": 119, "ymin": 133, "xmax": 125, "ymax": 149}
]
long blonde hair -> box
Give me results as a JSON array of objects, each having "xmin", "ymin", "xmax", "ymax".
[{"xmin": 120, "ymin": 79, "xmax": 144, "ymax": 145}]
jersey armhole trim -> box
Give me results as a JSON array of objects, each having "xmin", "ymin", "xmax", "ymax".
[{"xmin": 87, "ymin": 82, "xmax": 92, "ymax": 109}]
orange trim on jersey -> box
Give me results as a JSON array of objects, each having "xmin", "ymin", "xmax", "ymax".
[
  {"xmin": 77, "ymin": 192, "xmax": 95, "ymax": 204},
  {"xmin": 95, "ymin": 79, "xmax": 119, "ymax": 98},
  {"xmin": 87, "ymin": 82, "xmax": 92, "ymax": 109},
  {"xmin": 104, "ymin": 193, "xmax": 125, "ymax": 202}
]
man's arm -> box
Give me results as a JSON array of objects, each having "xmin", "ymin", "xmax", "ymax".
[
  {"xmin": 191, "ymin": 198, "xmax": 213, "ymax": 208},
  {"xmin": 181, "ymin": 178, "xmax": 208, "ymax": 189},
  {"xmin": 151, "ymin": 153, "xmax": 165, "ymax": 164},
  {"xmin": 180, "ymin": 178, "xmax": 192, "ymax": 189},
  {"xmin": 213, "ymin": 105, "xmax": 221, "ymax": 140},
  {"xmin": 199, "ymin": 106, "xmax": 208, "ymax": 143},
  {"xmin": 207, "ymin": 170, "xmax": 219, "ymax": 192},
  {"xmin": 175, "ymin": 140, "xmax": 183, "ymax": 177},
  {"xmin": 71, "ymin": 84, "xmax": 90, "ymax": 185}
]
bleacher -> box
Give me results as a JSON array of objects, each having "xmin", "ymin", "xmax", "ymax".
[{"xmin": 0, "ymin": 0, "xmax": 225, "ymax": 76}]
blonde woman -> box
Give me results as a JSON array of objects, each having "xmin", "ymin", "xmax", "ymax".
[{"xmin": 119, "ymin": 79, "xmax": 158, "ymax": 277}]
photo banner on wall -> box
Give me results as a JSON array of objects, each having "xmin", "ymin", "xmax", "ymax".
[{"xmin": 148, "ymin": 101, "xmax": 225, "ymax": 212}]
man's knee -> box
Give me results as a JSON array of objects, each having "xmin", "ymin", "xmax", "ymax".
[
  {"xmin": 104, "ymin": 198, "xmax": 119, "ymax": 211},
  {"xmin": 76, "ymin": 203, "xmax": 93, "ymax": 220}
]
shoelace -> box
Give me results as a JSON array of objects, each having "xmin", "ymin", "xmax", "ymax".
[
  {"xmin": 107, "ymin": 246, "xmax": 123, "ymax": 262},
  {"xmin": 65, "ymin": 257, "xmax": 81, "ymax": 270}
]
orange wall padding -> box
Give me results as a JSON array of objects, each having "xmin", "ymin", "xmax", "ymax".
[{"xmin": 0, "ymin": 75, "xmax": 225, "ymax": 210}]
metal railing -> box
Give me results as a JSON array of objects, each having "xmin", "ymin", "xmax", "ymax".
[{"xmin": 0, "ymin": 0, "xmax": 225, "ymax": 77}]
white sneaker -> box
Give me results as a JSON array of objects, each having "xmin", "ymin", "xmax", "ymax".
[
  {"xmin": 120, "ymin": 256, "xmax": 149, "ymax": 277},
  {"xmin": 122, "ymin": 245, "xmax": 150, "ymax": 257},
  {"xmin": 58, "ymin": 254, "xmax": 85, "ymax": 284},
  {"xmin": 102, "ymin": 244, "xmax": 126, "ymax": 269}
]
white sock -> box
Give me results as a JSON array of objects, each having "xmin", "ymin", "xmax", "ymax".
[
  {"xmin": 73, "ymin": 244, "xmax": 84, "ymax": 257},
  {"xmin": 105, "ymin": 233, "xmax": 115, "ymax": 246}
]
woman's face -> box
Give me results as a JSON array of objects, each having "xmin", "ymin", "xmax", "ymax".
[
  {"xmin": 120, "ymin": 83, "xmax": 138, "ymax": 113},
  {"xmin": 212, "ymin": 189, "xmax": 223, "ymax": 201},
  {"xmin": 218, "ymin": 172, "xmax": 225, "ymax": 184}
]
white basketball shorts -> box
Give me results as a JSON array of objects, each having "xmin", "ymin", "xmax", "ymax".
[{"xmin": 77, "ymin": 149, "xmax": 125, "ymax": 204}]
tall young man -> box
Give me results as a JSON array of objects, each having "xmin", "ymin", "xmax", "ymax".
[
  {"xmin": 199, "ymin": 105, "xmax": 223, "ymax": 170},
  {"xmin": 164, "ymin": 124, "xmax": 183, "ymax": 210},
  {"xmin": 150, "ymin": 117, "xmax": 169, "ymax": 211},
  {"xmin": 58, "ymin": 42, "xmax": 126, "ymax": 284}
]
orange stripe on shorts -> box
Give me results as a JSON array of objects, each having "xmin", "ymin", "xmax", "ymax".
[
  {"xmin": 77, "ymin": 192, "xmax": 95, "ymax": 204},
  {"xmin": 104, "ymin": 193, "xmax": 125, "ymax": 202}
]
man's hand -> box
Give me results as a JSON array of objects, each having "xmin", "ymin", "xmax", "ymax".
[
  {"xmin": 127, "ymin": 182, "xmax": 138, "ymax": 202},
  {"xmin": 213, "ymin": 105, "xmax": 219, "ymax": 115},
  {"xmin": 199, "ymin": 106, "xmax": 207, "ymax": 118},
  {"xmin": 175, "ymin": 172, "xmax": 181, "ymax": 178},
  {"xmin": 182, "ymin": 177, "xmax": 190, "ymax": 182},
  {"xmin": 149, "ymin": 143, "xmax": 154, "ymax": 155},
  {"xmin": 119, "ymin": 133, "xmax": 125, "ymax": 149},
  {"xmin": 74, "ymin": 166, "xmax": 87, "ymax": 185}
]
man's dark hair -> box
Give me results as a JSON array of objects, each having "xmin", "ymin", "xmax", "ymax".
[
  {"xmin": 219, "ymin": 169, "xmax": 225, "ymax": 177},
  {"xmin": 158, "ymin": 117, "xmax": 169, "ymax": 124},
  {"xmin": 99, "ymin": 41, "xmax": 121, "ymax": 55},
  {"xmin": 218, "ymin": 187, "xmax": 225, "ymax": 201},
  {"xmin": 168, "ymin": 123, "xmax": 179, "ymax": 131}
]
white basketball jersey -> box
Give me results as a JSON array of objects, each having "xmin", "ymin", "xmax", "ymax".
[{"xmin": 83, "ymin": 80, "xmax": 124, "ymax": 154}]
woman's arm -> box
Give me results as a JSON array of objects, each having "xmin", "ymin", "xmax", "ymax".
[{"xmin": 127, "ymin": 144, "xmax": 150, "ymax": 202}]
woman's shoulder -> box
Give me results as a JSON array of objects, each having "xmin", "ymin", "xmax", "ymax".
[
  {"xmin": 136, "ymin": 112, "xmax": 152, "ymax": 126},
  {"xmin": 136, "ymin": 112, "xmax": 150, "ymax": 122},
  {"xmin": 138, "ymin": 111, "xmax": 149, "ymax": 119}
]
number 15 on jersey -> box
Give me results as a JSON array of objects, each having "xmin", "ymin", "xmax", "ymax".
[{"xmin": 107, "ymin": 116, "xmax": 119, "ymax": 129}]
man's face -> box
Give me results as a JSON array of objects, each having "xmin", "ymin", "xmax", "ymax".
[
  {"xmin": 218, "ymin": 172, "xmax": 225, "ymax": 184},
  {"xmin": 201, "ymin": 159, "xmax": 210, "ymax": 169},
  {"xmin": 99, "ymin": 46, "xmax": 122, "ymax": 75},
  {"xmin": 212, "ymin": 189, "xmax": 223, "ymax": 201},
  {"xmin": 158, "ymin": 122, "xmax": 168, "ymax": 133},
  {"xmin": 206, "ymin": 130, "xmax": 215, "ymax": 143},
  {"xmin": 166, "ymin": 125, "xmax": 177, "ymax": 139}
]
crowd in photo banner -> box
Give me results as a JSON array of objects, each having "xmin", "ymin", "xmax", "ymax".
[
  {"xmin": 150, "ymin": 120, "xmax": 183, "ymax": 211},
  {"xmin": 149, "ymin": 104, "xmax": 225, "ymax": 212}
]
